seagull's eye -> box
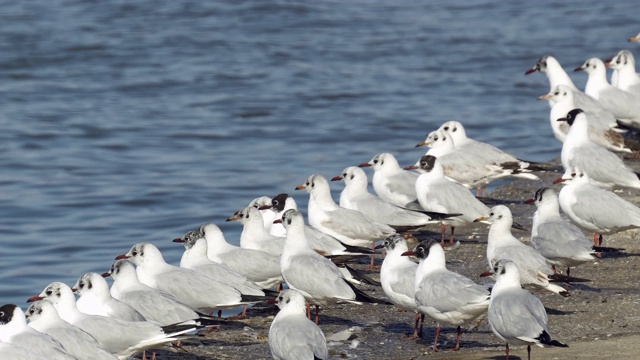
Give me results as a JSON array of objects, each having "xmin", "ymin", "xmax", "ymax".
[
  {"xmin": 273, "ymin": 200, "xmax": 279, "ymax": 206},
  {"xmin": 29, "ymin": 308, "xmax": 34, "ymax": 314},
  {"xmin": 616, "ymin": 58, "xmax": 621, "ymax": 64},
  {"xmin": 132, "ymin": 251, "xmax": 138, "ymax": 256},
  {"xmin": 490, "ymin": 212, "xmax": 494, "ymax": 216},
  {"xmin": 554, "ymin": 91, "xmax": 559, "ymax": 96},
  {"xmin": 571, "ymin": 173, "xmax": 576, "ymax": 177},
  {"xmin": 79, "ymin": 282, "xmax": 84, "ymax": 289},
  {"xmin": 542, "ymin": 61, "xmax": 547, "ymax": 67},
  {"xmin": 46, "ymin": 290, "xmax": 52, "ymax": 295},
  {"xmin": 443, "ymin": 126, "xmax": 449, "ymax": 131},
  {"xmin": 343, "ymin": 173, "xmax": 347, "ymax": 177},
  {"xmin": 373, "ymin": 160, "xmax": 378, "ymax": 164}
]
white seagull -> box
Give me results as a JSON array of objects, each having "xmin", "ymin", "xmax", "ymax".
[
  {"xmin": 575, "ymin": 57, "xmax": 640, "ymax": 126},
  {"xmin": 414, "ymin": 155, "xmax": 490, "ymax": 245},
  {"xmin": 559, "ymin": 108, "xmax": 640, "ymax": 190},
  {"xmin": 199, "ymin": 223, "xmax": 283, "ymax": 289},
  {"xmin": 278, "ymin": 209, "xmax": 386, "ymax": 323},
  {"xmin": 605, "ymin": 50, "xmax": 640, "ymax": 97},
  {"xmin": 227, "ymin": 206, "xmax": 286, "ymax": 256},
  {"xmin": 73, "ymin": 272, "xmax": 146, "ymax": 322},
  {"xmin": 526, "ymin": 187, "xmax": 597, "ymax": 276},
  {"xmin": 488, "ymin": 260, "xmax": 568, "ymax": 360},
  {"xmin": 556, "ymin": 166, "xmax": 640, "ymax": 246},
  {"xmin": 475, "ymin": 205, "xmax": 568, "ymax": 296},
  {"xmin": 359, "ymin": 153, "xmax": 421, "ymax": 210},
  {"xmin": 116, "ymin": 243, "xmax": 258, "ymax": 313},
  {"xmin": 405, "ymin": 240, "xmax": 490, "ymax": 352},
  {"xmin": 0, "ymin": 303, "xmax": 76, "ymax": 360},
  {"xmin": 268, "ymin": 289, "xmax": 328, "ymax": 360},
  {"xmin": 25, "ymin": 300, "xmax": 117, "ymax": 360}
]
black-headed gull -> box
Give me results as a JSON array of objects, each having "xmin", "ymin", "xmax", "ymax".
[
  {"xmin": 475, "ymin": 205, "xmax": 569, "ymax": 296},
  {"xmin": 0, "ymin": 303, "xmax": 76, "ymax": 359},
  {"xmin": 414, "ymin": 155, "xmax": 489, "ymax": 245},
  {"xmin": 26, "ymin": 300, "xmax": 117, "ymax": 360},
  {"xmin": 377, "ymin": 234, "xmax": 423, "ymax": 339},
  {"xmin": 558, "ymin": 109, "xmax": 640, "ymax": 189},
  {"xmin": 403, "ymin": 240, "xmax": 490, "ymax": 351},
  {"xmin": 268, "ymin": 289, "xmax": 328, "ymax": 360},
  {"xmin": 488, "ymin": 260, "xmax": 568, "ymax": 359}
]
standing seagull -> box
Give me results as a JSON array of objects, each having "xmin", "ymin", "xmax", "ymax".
[
  {"xmin": 227, "ymin": 206, "xmax": 286, "ymax": 256},
  {"xmin": 605, "ymin": 50, "xmax": 640, "ymax": 97},
  {"xmin": 199, "ymin": 223, "xmax": 283, "ymax": 289},
  {"xmin": 278, "ymin": 209, "xmax": 386, "ymax": 323},
  {"xmin": 359, "ymin": 153, "xmax": 421, "ymax": 210},
  {"xmin": 488, "ymin": 259, "xmax": 568, "ymax": 360},
  {"xmin": 414, "ymin": 155, "xmax": 490, "ymax": 245},
  {"xmin": 558, "ymin": 108, "xmax": 640, "ymax": 190},
  {"xmin": 475, "ymin": 205, "xmax": 569, "ymax": 296},
  {"xmin": 268, "ymin": 289, "xmax": 328, "ymax": 360},
  {"xmin": 25, "ymin": 300, "xmax": 117, "ymax": 360},
  {"xmin": 575, "ymin": 57, "xmax": 640, "ymax": 126},
  {"xmin": 0, "ymin": 303, "xmax": 76, "ymax": 360},
  {"xmin": 377, "ymin": 234, "xmax": 423, "ymax": 340},
  {"xmin": 526, "ymin": 187, "xmax": 598, "ymax": 276},
  {"xmin": 556, "ymin": 167, "xmax": 640, "ymax": 246},
  {"xmin": 296, "ymin": 174, "xmax": 396, "ymax": 268},
  {"xmin": 404, "ymin": 240, "xmax": 490, "ymax": 351}
]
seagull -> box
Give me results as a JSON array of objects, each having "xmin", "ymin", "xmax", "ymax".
[
  {"xmin": 555, "ymin": 166, "xmax": 640, "ymax": 246},
  {"xmin": 538, "ymin": 85, "xmax": 628, "ymax": 152},
  {"xmin": 575, "ymin": 57, "xmax": 640, "ymax": 126},
  {"xmin": 414, "ymin": 155, "xmax": 490, "ymax": 245},
  {"xmin": 248, "ymin": 196, "xmax": 278, "ymax": 234},
  {"xmin": 27, "ymin": 282, "xmax": 196, "ymax": 358},
  {"xmin": 268, "ymin": 289, "xmax": 328, "ymax": 360},
  {"xmin": 377, "ymin": 234, "xmax": 423, "ymax": 340},
  {"xmin": 474, "ymin": 205, "xmax": 568, "ymax": 296},
  {"xmin": 262, "ymin": 193, "xmax": 372, "ymax": 256},
  {"xmin": 332, "ymin": 166, "xmax": 439, "ymax": 227},
  {"xmin": 526, "ymin": 55, "xmax": 610, "ymax": 114},
  {"xmin": 403, "ymin": 240, "xmax": 490, "ymax": 352},
  {"xmin": 415, "ymin": 129, "xmax": 538, "ymax": 196},
  {"xmin": 72, "ymin": 272, "xmax": 147, "ymax": 322},
  {"xmin": 488, "ymin": 259, "xmax": 568, "ymax": 360},
  {"xmin": 174, "ymin": 230, "xmax": 266, "ymax": 296},
  {"xmin": 199, "ymin": 223, "xmax": 283, "ymax": 289},
  {"xmin": 359, "ymin": 153, "xmax": 421, "ymax": 210},
  {"xmin": 227, "ymin": 206, "xmax": 286, "ymax": 256},
  {"xmin": 526, "ymin": 187, "xmax": 597, "ymax": 276},
  {"xmin": 278, "ymin": 209, "xmax": 387, "ymax": 323},
  {"xmin": 116, "ymin": 243, "xmax": 259, "ymax": 313},
  {"xmin": 25, "ymin": 300, "xmax": 117, "ymax": 360},
  {"xmin": 0, "ymin": 303, "xmax": 76, "ymax": 360},
  {"xmin": 296, "ymin": 174, "xmax": 396, "ymax": 268},
  {"xmin": 558, "ymin": 108, "xmax": 640, "ymax": 190},
  {"xmin": 105, "ymin": 259, "xmax": 229, "ymax": 327},
  {"xmin": 605, "ymin": 50, "xmax": 640, "ymax": 97}
]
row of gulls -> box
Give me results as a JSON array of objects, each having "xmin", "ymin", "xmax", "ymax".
[{"xmin": 3, "ymin": 34, "xmax": 640, "ymax": 360}]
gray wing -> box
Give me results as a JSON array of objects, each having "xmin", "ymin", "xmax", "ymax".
[
  {"xmin": 322, "ymin": 208, "xmax": 395, "ymax": 241},
  {"xmin": 107, "ymin": 299, "xmax": 146, "ymax": 322},
  {"xmin": 533, "ymin": 220, "xmax": 592, "ymax": 260},
  {"xmin": 492, "ymin": 244, "xmax": 553, "ymax": 276},
  {"xmin": 74, "ymin": 315, "xmax": 164, "ymax": 354},
  {"xmin": 219, "ymin": 249, "xmax": 282, "ymax": 284},
  {"xmin": 387, "ymin": 171, "xmax": 419, "ymax": 198},
  {"xmin": 571, "ymin": 146, "xmax": 638, "ymax": 185},
  {"xmin": 154, "ymin": 268, "xmax": 242, "ymax": 308},
  {"xmin": 426, "ymin": 181, "xmax": 489, "ymax": 221},
  {"xmin": 12, "ymin": 331, "xmax": 77, "ymax": 360},
  {"xmin": 0, "ymin": 343, "xmax": 45, "ymax": 360},
  {"xmin": 283, "ymin": 254, "xmax": 355, "ymax": 301},
  {"xmin": 598, "ymin": 87, "xmax": 640, "ymax": 119},
  {"xmin": 119, "ymin": 289, "xmax": 198, "ymax": 326},
  {"xmin": 46, "ymin": 325, "xmax": 117, "ymax": 360},
  {"xmin": 388, "ymin": 266, "xmax": 417, "ymax": 301},
  {"xmin": 269, "ymin": 316, "xmax": 328, "ymax": 360},
  {"xmin": 489, "ymin": 290, "xmax": 546, "ymax": 342},
  {"xmin": 191, "ymin": 263, "xmax": 264, "ymax": 296},
  {"xmin": 573, "ymin": 186, "xmax": 640, "ymax": 230},
  {"xmin": 416, "ymin": 271, "xmax": 489, "ymax": 313}
]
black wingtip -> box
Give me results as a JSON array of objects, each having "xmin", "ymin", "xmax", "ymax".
[
  {"xmin": 538, "ymin": 330, "xmax": 569, "ymax": 347},
  {"xmin": 343, "ymin": 264, "xmax": 381, "ymax": 286},
  {"xmin": 592, "ymin": 245, "xmax": 625, "ymax": 253},
  {"xmin": 345, "ymin": 280, "xmax": 391, "ymax": 305},
  {"xmin": 549, "ymin": 273, "xmax": 591, "ymax": 283},
  {"xmin": 240, "ymin": 294, "xmax": 270, "ymax": 303}
]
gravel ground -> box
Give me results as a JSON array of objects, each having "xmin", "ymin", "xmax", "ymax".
[{"xmin": 151, "ymin": 158, "xmax": 640, "ymax": 360}]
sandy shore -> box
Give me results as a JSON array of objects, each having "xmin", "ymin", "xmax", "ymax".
[{"xmin": 152, "ymin": 163, "xmax": 640, "ymax": 360}]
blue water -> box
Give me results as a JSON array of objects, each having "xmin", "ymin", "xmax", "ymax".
[{"xmin": 0, "ymin": 0, "xmax": 637, "ymax": 306}]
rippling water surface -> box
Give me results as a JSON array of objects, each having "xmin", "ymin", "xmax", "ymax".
[{"xmin": 0, "ymin": 0, "xmax": 637, "ymax": 305}]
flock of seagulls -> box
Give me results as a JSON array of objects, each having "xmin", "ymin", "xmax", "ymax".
[{"xmin": 2, "ymin": 33, "xmax": 640, "ymax": 360}]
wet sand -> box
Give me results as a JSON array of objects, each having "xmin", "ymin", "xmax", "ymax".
[{"xmin": 155, "ymin": 162, "xmax": 640, "ymax": 359}]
